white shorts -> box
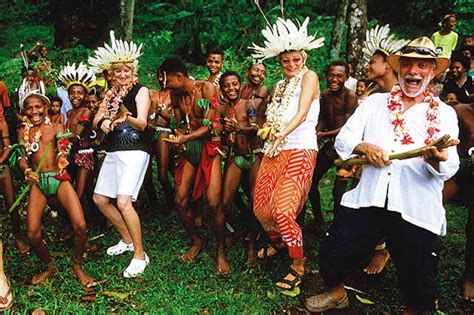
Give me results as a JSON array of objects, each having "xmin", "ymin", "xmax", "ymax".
[{"xmin": 94, "ymin": 150, "xmax": 150, "ymax": 202}]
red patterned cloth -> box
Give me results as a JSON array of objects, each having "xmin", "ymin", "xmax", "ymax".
[
  {"xmin": 74, "ymin": 152, "xmax": 94, "ymax": 170},
  {"xmin": 253, "ymin": 149, "xmax": 316, "ymax": 259}
]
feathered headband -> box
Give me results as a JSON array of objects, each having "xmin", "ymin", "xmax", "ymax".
[
  {"xmin": 88, "ymin": 31, "xmax": 142, "ymax": 73},
  {"xmin": 59, "ymin": 62, "xmax": 96, "ymax": 92},
  {"xmin": 362, "ymin": 24, "xmax": 409, "ymax": 64},
  {"xmin": 18, "ymin": 78, "xmax": 49, "ymax": 111},
  {"xmin": 250, "ymin": 17, "xmax": 325, "ymax": 61}
]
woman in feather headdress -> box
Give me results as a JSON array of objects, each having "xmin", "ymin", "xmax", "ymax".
[
  {"xmin": 250, "ymin": 10, "xmax": 324, "ymax": 290},
  {"xmin": 89, "ymin": 31, "xmax": 151, "ymax": 278}
]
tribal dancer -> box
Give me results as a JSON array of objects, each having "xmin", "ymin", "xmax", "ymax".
[
  {"xmin": 0, "ymin": 81, "xmax": 29, "ymax": 255},
  {"xmin": 220, "ymin": 71, "xmax": 260, "ymax": 264},
  {"xmin": 59, "ymin": 63, "xmax": 96, "ymax": 201},
  {"xmin": 89, "ymin": 31, "xmax": 151, "ymax": 278},
  {"xmin": 147, "ymin": 69, "xmax": 175, "ymax": 209},
  {"xmin": 250, "ymin": 13, "xmax": 323, "ymax": 290},
  {"xmin": 159, "ymin": 57, "xmax": 229, "ymax": 274},
  {"xmin": 16, "ymin": 80, "xmax": 95, "ymax": 286}
]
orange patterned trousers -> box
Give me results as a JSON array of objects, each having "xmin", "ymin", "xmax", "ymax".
[{"xmin": 253, "ymin": 149, "xmax": 316, "ymax": 258}]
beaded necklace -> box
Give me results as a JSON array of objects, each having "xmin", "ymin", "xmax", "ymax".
[{"xmin": 22, "ymin": 116, "xmax": 51, "ymax": 155}]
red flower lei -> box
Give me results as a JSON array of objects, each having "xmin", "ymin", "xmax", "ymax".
[{"xmin": 387, "ymin": 84, "xmax": 440, "ymax": 145}]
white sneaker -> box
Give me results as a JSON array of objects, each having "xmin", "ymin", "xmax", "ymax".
[
  {"xmin": 123, "ymin": 253, "xmax": 150, "ymax": 278},
  {"xmin": 106, "ymin": 240, "xmax": 134, "ymax": 256}
]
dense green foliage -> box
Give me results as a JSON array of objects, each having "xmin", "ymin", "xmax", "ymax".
[{"xmin": 1, "ymin": 0, "xmax": 472, "ymax": 93}]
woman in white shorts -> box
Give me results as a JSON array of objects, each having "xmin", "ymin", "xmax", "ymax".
[{"xmin": 89, "ymin": 31, "xmax": 151, "ymax": 278}]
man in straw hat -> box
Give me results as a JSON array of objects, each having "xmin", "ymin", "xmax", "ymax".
[{"xmin": 305, "ymin": 37, "xmax": 460, "ymax": 313}]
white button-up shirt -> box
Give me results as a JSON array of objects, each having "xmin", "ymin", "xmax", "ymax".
[{"xmin": 335, "ymin": 92, "xmax": 459, "ymax": 236}]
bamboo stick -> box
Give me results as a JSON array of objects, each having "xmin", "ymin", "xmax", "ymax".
[{"xmin": 334, "ymin": 134, "xmax": 452, "ymax": 167}]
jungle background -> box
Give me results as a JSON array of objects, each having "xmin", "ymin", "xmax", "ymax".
[{"xmin": 0, "ymin": 0, "xmax": 473, "ymax": 313}]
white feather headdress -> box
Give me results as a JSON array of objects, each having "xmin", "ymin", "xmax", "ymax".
[
  {"xmin": 250, "ymin": 17, "xmax": 325, "ymax": 60},
  {"xmin": 18, "ymin": 78, "xmax": 50, "ymax": 111},
  {"xmin": 59, "ymin": 62, "xmax": 96, "ymax": 91},
  {"xmin": 88, "ymin": 31, "xmax": 142, "ymax": 73},
  {"xmin": 362, "ymin": 24, "xmax": 409, "ymax": 63}
]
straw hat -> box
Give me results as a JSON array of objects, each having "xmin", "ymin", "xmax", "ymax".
[{"xmin": 387, "ymin": 37, "xmax": 450, "ymax": 76}]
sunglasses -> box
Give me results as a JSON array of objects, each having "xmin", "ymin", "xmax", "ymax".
[{"xmin": 400, "ymin": 46, "xmax": 438, "ymax": 57}]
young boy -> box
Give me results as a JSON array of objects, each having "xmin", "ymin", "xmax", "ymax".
[
  {"xmin": 160, "ymin": 57, "xmax": 229, "ymax": 274},
  {"xmin": 17, "ymin": 83, "xmax": 95, "ymax": 286},
  {"xmin": 48, "ymin": 96, "xmax": 64, "ymax": 125},
  {"xmin": 220, "ymin": 71, "xmax": 260, "ymax": 264},
  {"xmin": 205, "ymin": 48, "xmax": 224, "ymax": 87},
  {"xmin": 59, "ymin": 63, "xmax": 96, "ymax": 201}
]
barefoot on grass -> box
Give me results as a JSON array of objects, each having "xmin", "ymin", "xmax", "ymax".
[
  {"xmin": 364, "ymin": 248, "xmax": 390, "ymax": 274},
  {"xmin": 247, "ymin": 244, "xmax": 257, "ymax": 266},
  {"xmin": 462, "ymin": 280, "xmax": 474, "ymax": 302},
  {"xmin": 32, "ymin": 264, "xmax": 56, "ymax": 285},
  {"xmin": 14, "ymin": 238, "xmax": 29, "ymax": 255},
  {"xmin": 181, "ymin": 240, "xmax": 203, "ymax": 263},
  {"xmin": 72, "ymin": 264, "xmax": 96, "ymax": 288},
  {"xmin": 216, "ymin": 254, "xmax": 229, "ymax": 274}
]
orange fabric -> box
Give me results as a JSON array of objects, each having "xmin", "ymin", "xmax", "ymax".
[
  {"xmin": 253, "ymin": 149, "xmax": 316, "ymax": 258},
  {"xmin": 0, "ymin": 81, "xmax": 10, "ymax": 122}
]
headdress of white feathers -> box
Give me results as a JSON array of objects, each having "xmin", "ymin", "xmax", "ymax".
[
  {"xmin": 59, "ymin": 62, "xmax": 96, "ymax": 92},
  {"xmin": 250, "ymin": 17, "xmax": 325, "ymax": 61},
  {"xmin": 18, "ymin": 78, "xmax": 50, "ymax": 111},
  {"xmin": 88, "ymin": 31, "xmax": 142, "ymax": 73},
  {"xmin": 362, "ymin": 24, "xmax": 410, "ymax": 64}
]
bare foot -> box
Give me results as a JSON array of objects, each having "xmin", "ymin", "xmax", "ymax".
[
  {"xmin": 32, "ymin": 263, "xmax": 57, "ymax": 284},
  {"xmin": 60, "ymin": 229, "xmax": 74, "ymax": 242},
  {"xmin": 14, "ymin": 238, "xmax": 29, "ymax": 255},
  {"xmin": 181, "ymin": 240, "xmax": 203, "ymax": 263},
  {"xmin": 194, "ymin": 215, "xmax": 204, "ymax": 227},
  {"xmin": 364, "ymin": 248, "xmax": 390, "ymax": 274},
  {"xmin": 257, "ymin": 245, "xmax": 278, "ymax": 259},
  {"xmin": 216, "ymin": 253, "xmax": 229, "ymax": 274},
  {"xmin": 72, "ymin": 264, "xmax": 96, "ymax": 288},
  {"xmin": 462, "ymin": 279, "xmax": 474, "ymax": 302},
  {"xmin": 247, "ymin": 244, "xmax": 257, "ymax": 266}
]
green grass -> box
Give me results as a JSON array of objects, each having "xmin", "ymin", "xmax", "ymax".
[{"xmin": 1, "ymin": 167, "xmax": 473, "ymax": 313}]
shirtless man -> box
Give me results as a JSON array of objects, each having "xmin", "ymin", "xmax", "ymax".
[
  {"xmin": 241, "ymin": 62, "xmax": 269, "ymax": 157},
  {"xmin": 220, "ymin": 71, "xmax": 260, "ymax": 264},
  {"xmin": 159, "ymin": 57, "xmax": 229, "ymax": 274},
  {"xmin": 17, "ymin": 89, "xmax": 94, "ymax": 286},
  {"xmin": 205, "ymin": 48, "xmax": 224, "ymax": 88},
  {"xmin": 147, "ymin": 70, "xmax": 174, "ymax": 208},
  {"xmin": 308, "ymin": 61, "xmax": 358, "ymax": 226},
  {"xmin": 362, "ymin": 48, "xmax": 402, "ymax": 275}
]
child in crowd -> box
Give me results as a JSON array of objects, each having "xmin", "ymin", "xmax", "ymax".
[{"xmin": 48, "ymin": 96, "xmax": 64, "ymax": 125}]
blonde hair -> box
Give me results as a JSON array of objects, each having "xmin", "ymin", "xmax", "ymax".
[
  {"xmin": 111, "ymin": 62, "xmax": 138, "ymax": 76},
  {"xmin": 277, "ymin": 50, "xmax": 308, "ymax": 64}
]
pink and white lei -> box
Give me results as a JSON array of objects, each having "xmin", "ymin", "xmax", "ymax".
[{"xmin": 387, "ymin": 84, "xmax": 440, "ymax": 145}]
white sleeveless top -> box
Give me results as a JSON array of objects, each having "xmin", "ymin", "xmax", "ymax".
[{"xmin": 281, "ymin": 79, "xmax": 320, "ymax": 151}]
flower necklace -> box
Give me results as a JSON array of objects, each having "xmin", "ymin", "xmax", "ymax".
[
  {"xmin": 22, "ymin": 116, "xmax": 51, "ymax": 155},
  {"xmin": 100, "ymin": 80, "xmax": 137, "ymax": 119},
  {"xmin": 263, "ymin": 67, "xmax": 308, "ymax": 155},
  {"xmin": 387, "ymin": 84, "xmax": 440, "ymax": 145}
]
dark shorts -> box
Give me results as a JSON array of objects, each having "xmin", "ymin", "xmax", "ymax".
[{"xmin": 319, "ymin": 206, "xmax": 440, "ymax": 312}]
